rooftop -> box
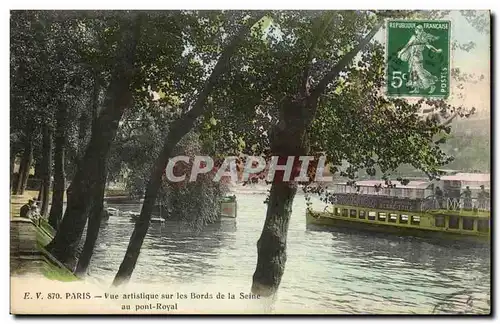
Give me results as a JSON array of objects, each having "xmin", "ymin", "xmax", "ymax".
[
  {"xmin": 440, "ymin": 173, "xmax": 490, "ymax": 182},
  {"xmin": 336, "ymin": 180, "xmax": 432, "ymax": 189}
]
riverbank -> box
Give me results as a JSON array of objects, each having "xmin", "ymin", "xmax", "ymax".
[
  {"xmin": 92, "ymin": 193, "xmax": 490, "ymax": 314},
  {"xmin": 10, "ymin": 192, "xmax": 78, "ymax": 282},
  {"xmin": 10, "ymin": 190, "xmax": 41, "ymax": 219}
]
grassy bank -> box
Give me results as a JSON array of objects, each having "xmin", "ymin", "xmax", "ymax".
[{"xmin": 10, "ymin": 191, "xmax": 78, "ymax": 282}]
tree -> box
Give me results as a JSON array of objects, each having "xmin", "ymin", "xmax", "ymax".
[
  {"xmin": 10, "ymin": 11, "xmax": 45, "ymax": 196},
  {"xmin": 201, "ymin": 10, "xmax": 484, "ymax": 296},
  {"xmin": 160, "ymin": 131, "xmax": 230, "ymax": 228},
  {"xmin": 10, "ymin": 10, "xmax": 95, "ymax": 219},
  {"xmin": 73, "ymin": 10, "xmax": 203, "ymax": 275},
  {"xmin": 45, "ymin": 12, "xmax": 143, "ymax": 268},
  {"xmin": 10, "ymin": 9, "xmax": 487, "ymax": 294},
  {"xmin": 39, "ymin": 124, "xmax": 53, "ymax": 217}
]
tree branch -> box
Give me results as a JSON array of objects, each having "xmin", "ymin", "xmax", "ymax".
[
  {"xmin": 309, "ymin": 20, "xmax": 384, "ymax": 101},
  {"xmin": 178, "ymin": 12, "xmax": 265, "ymax": 127},
  {"xmin": 440, "ymin": 111, "xmax": 459, "ymax": 127},
  {"xmin": 300, "ymin": 12, "xmax": 338, "ymax": 97}
]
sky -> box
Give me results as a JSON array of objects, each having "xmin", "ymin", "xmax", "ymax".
[{"xmin": 446, "ymin": 11, "xmax": 490, "ymax": 115}]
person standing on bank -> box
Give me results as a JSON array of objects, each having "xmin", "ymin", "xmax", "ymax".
[
  {"xmin": 461, "ymin": 186, "xmax": 472, "ymax": 210},
  {"xmin": 478, "ymin": 185, "xmax": 490, "ymax": 210},
  {"xmin": 434, "ymin": 186, "xmax": 444, "ymax": 208}
]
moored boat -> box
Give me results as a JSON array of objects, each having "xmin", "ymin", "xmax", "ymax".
[
  {"xmin": 219, "ymin": 195, "xmax": 237, "ymax": 220},
  {"xmin": 123, "ymin": 195, "xmax": 238, "ymax": 223},
  {"xmin": 307, "ymin": 173, "xmax": 490, "ymax": 243},
  {"xmin": 124, "ymin": 211, "xmax": 140, "ymax": 221},
  {"xmin": 125, "ymin": 211, "xmax": 165, "ymax": 224}
]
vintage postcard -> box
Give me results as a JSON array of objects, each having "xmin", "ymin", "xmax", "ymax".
[{"xmin": 9, "ymin": 9, "xmax": 491, "ymax": 315}]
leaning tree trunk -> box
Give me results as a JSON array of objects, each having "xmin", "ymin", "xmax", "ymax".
[
  {"xmin": 48, "ymin": 102, "xmax": 68, "ymax": 230},
  {"xmin": 45, "ymin": 20, "xmax": 141, "ymax": 268},
  {"xmin": 91, "ymin": 71, "xmax": 100, "ymax": 129},
  {"xmin": 74, "ymin": 168, "xmax": 107, "ymax": 276},
  {"xmin": 15, "ymin": 127, "xmax": 34, "ymax": 195},
  {"xmin": 46, "ymin": 87, "xmax": 132, "ymax": 268},
  {"xmin": 111, "ymin": 13, "xmax": 264, "ymax": 286},
  {"xmin": 40, "ymin": 124, "xmax": 53, "ymax": 217},
  {"xmin": 112, "ymin": 130, "xmax": 182, "ymax": 286},
  {"xmin": 77, "ymin": 112, "xmax": 89, "ymax": 156},
  {"xmin": 251, "ymin": 151, "xmax": 303, "ymax": 297}
]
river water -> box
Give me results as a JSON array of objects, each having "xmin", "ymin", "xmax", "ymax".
[{"xmin": 87, "ymin": 186, "xmax": 490, "ymax": 314}]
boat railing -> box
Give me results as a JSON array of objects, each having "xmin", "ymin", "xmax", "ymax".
[
  {"xmin": 420, "ymin": 197, "xmax": 490, "ymax": 212},
  {"xmin": 330, "ymin": 193, "xmax": 491, "ymax": 213},
  {"xmin": 330, "ymin": 193, "xmax": 422, "ymax": 212}
]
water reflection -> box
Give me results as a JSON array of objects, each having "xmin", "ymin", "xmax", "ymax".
[
  {"xmin": 301, "ymin": 226, "xmax": 490, "ymax": 314},
  {"xmin": 84, "ymin": 191, "xmax": 490, "ymax": 314},
  {"xmin": 90, "ymin": 205, "xmax": 237, "ymax": 284}
]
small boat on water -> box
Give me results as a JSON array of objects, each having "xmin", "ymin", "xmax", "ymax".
[
  {"xmin": 123, "ymin": 211, "xmax": 140, "ymax": 220},
  {"xmin": 150, "ymin": 195, "xmax": 238, "ymax": 222},
  {"xmin": 219, "ymin": 195, "xmax": 237, "ymax": 220},
  {"xmin": 125, "ymin": 211, "xmax": 165, "ymax": 224},
  {"xmin": 306, "ymin": 173, "xmax": 490, "ymax": 244},
  {"xmin": 114, "ymin": 194, "xmax": 238, "ymax": 224},
  {"xmin": 106, "ymin": 207, "xmax": 119, "ymax": 213},
  {"xmin": 100, "ymin": 205, "xmax": 120, "ymax": 221}
]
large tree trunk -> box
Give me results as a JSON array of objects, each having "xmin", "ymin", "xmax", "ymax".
[
  {"xmin": 74, "ymin": 73, "xmax": 107, "ymax": 272},
  {"xmin": 252, "ymin": 181, "xmax": 297, "ymax": 296},
  {"xmin": 14, "ymin": 126, "xmax": 34, "ymax": 195},
  {"xmin": 34, "ymin": 159, "xmax": 43, "ymax": 179},
  {"xmin": 91, "ymin": 72, "xmax": 100, "ymax": 128},
  {"xmin": 77, "ymin": 111, "xmax": 90, "ymax": 163},
  {"xmin": 40, "ymin": 124, "xmax": 53, "ymax": 217},
  {"xmin": 37, "ymin": 183, "xmax": 44, "ymax": 203},
  {"xmin": 45, "ymin": 20, "xmax": 141, "ymax": 268},
  {"xmin": 48, "ymin": 102, "xmax": 67, "ymax": 230},
  {"xmin": 13, "ymin": 163, "xmax": 24, "ymax": 195},
  {"xmin": 74, "ymin": 169, "xmax": 107, "ymax": 276},
  {"xmin": 251, "ymin": 97, "xmax": 310, "ymax": 297}
]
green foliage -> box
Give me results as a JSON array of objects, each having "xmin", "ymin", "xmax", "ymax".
[
  {"xmin": 160, "ymin": 132, "xmax": 230, "ymax": 231},
  {"xmin": 199, "ymin": 10, "xmax": 485, "ymax": 212},
  {"xmin": 11, "ymin": 9, "xmax": 487, "ymax": 210},
  {"xmin": 207, "ymin": 12, "xmax": 459, "ymax": 176}
]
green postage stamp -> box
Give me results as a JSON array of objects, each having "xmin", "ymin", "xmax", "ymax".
[{"xmin": 386, "ymin": 20, "xmax": 451, "ymax": 98}]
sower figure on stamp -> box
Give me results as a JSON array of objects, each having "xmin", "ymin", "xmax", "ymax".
[{"xmin": 397, "ymin": 24, "xmax": 442, "ymax": 94}]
